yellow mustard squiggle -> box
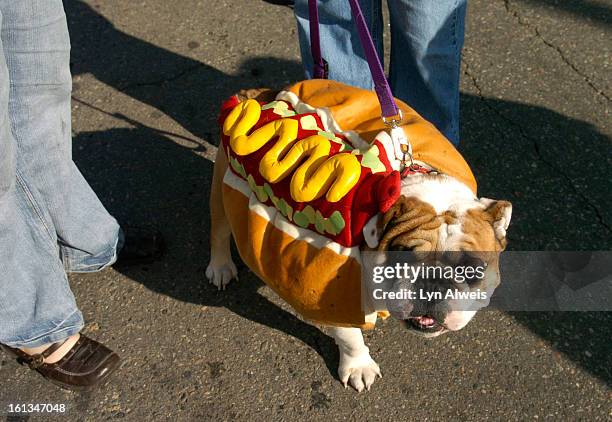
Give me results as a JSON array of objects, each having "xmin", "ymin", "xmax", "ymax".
[
  {"xmin": 260, "ymin": 134, "xmax": 330, "ymax": 183},
  {"xmin": 223, "ymin": 99, "xmax": 298, "ymax": 156},
  {"xmin": 224, "ymin": 99, "xmax": 361, "ymax": 203},
  {"xmin": 291, "ymin": 152, "xmax": 362, "ymax": 203}
]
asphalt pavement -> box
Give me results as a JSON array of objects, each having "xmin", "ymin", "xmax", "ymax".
[{"xmin": 1, "ymin": 0, "xmax": 610, "ymax": 420}]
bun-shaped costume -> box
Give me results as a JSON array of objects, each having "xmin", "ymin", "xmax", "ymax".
[{"xmin": 219, "ymin": 80, "xmax": 476, "ymax": 329}]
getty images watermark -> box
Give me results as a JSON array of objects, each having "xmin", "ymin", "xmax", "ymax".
[
  {"xmin": 362, "ymin": 251, "xmax": 612, "ymax": 312},
  {"xmin": 371, "ymin": 260, "xmax": 489, "ymax": 302}
]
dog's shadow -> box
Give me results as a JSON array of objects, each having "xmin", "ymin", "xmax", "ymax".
[{"xmin": 67, "ymin": 0, "xmax": 611, "ymax": 386}]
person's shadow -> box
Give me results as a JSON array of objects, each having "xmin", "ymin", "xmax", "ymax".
[{"xmin": 66, "ymin": 0, "xmax": 611, "ymax": 385}]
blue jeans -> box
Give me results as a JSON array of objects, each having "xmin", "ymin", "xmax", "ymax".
[
  {"xmin": 0, "ymin": 0, "xmax": 121, "ymax": 348},
  {"xmin": 294, "ymin": 0, "xmax": 467, "ymax": 145}
]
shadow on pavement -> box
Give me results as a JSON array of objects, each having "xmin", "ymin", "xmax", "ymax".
[
  {"xmin": 72, "ymin": 125, "xmax": 340, "ymax": 378},
  {"xmin": 261, "ymin": 0, "xmax": 295, "ymax": 7},
  {"xmin": 66, "ymin": 0, "xmax": 338, "ymax": 375},
  {"xmin": 67, "ymin": 0, "xmax": 611, "ymax": 387},
  {"xmin": 510, "ymin": 312, "xmax": 611, "ymax": 385},
  {"xmin": 66, "ymin": 0, "xmax": 303, "ymax": 141},
  {"xmin": 519, "ymin": 0, "xmax": 611, "ymax": 29}
]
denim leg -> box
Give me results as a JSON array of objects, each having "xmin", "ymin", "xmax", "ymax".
[
  {"xmin": 1, "ymin": 0, "xmax": 121, "ymax": 272},
  {"xmin": 0, "ymin": 8, "xmax": 83, "ymax": 349},
  {"xmin": 387, "ymin": 0, "xmax": 467, "ymax": 145},
  {"xmin": 294, "ymin": 0, "xmax": 384, "ymax": 90}
]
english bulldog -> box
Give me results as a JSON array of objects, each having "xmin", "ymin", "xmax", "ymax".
[{"xmin": 206, "ymin": 88, "xmax": 512, "ymax": 391}]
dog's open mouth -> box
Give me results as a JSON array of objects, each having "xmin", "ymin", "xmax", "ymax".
[{"xmin": 406, "ymin": 315, "xmax": 444, "ymax": 333}]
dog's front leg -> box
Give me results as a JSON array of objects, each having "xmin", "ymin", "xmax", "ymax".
[
  {"xmin": 329, "ymin": 326, "xmax": 381, "ymax": 391},
  {"xmin": 205, "ymin": 146, "xmax": 238, "ymax": 290}
]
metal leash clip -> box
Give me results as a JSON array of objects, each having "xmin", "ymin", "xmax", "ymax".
[{"xmin": 383, "ymin": 110, "xmax": 416, "ymax": 173}]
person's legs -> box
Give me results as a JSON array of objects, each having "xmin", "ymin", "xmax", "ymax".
[
  {"xmin": 387, "ymin": 0, "xmax": 467, "ymax": 145},
  {"xmin": 0, "ymin": 2, "xmax": 124, "ymax": 388},
  {"xmin": 1, "ymin": 0, "xmax": 121, "ymax": 272},
  {"xmin": 0, "ymin": 7, "xmax": 83, "ymax": 350},
  {"xmin": 294, "ymin": 0, "xmax": 383, "ymax": 90}
]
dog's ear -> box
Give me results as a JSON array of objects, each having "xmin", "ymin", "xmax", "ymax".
[
  {"xmin": 377, "ymin": 196, "xmax": 437, "ymax": 251},
  {"xmin": 479, "ymin": 198, "xmax": 512, "ymax": 243},
  {"xmin": 379, "ymin": 196, "xmax": 417, "ymax": 233},
  {"xmin": 362, "ymin": 198, "xmax": 412, "ymax": 249}
]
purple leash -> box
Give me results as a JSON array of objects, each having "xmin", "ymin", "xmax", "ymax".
[
  {"xmin": 307, "ymin": 0, "xmax": 400, "ymax": 121},
  {"xmin": 308, "ymin": 0, "xmax": 327, "ymax": 79},
  {"xmin": 307, "ymin": 0, "xmax": 412, "ymax": 166}
]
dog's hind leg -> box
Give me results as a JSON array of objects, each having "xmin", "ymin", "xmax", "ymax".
[{"xmin": 206, "ymin": 146, "xmax": 238, "ymax": 290}]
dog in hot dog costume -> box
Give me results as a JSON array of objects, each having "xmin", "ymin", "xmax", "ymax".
[{"xmin": 207, "ymin": 80, "xmax": 512, "ymax": 391}]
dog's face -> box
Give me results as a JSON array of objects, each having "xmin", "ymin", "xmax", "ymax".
[{"xmin": 374, "ymin": 174, "xmax": 512, "ymax": 338}]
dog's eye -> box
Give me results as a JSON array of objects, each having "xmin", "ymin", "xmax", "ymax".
[
  {"xmin": 391, "ymin": 245, "xmax": 415, "ymax": 252},
  {"xmin": 453, "ymin": 251, "xmax": 484, "ymax": 268},
  {"xmin": 457, "ymin": 254, "xmax": 488, "ymax": 283},
  {"xmin": 463, "ymin": 256, "xmax": 486, "ymax": 269},
  {"xmin": 461, "ymin": 254, "xmax": 486, "ymax": 267}
]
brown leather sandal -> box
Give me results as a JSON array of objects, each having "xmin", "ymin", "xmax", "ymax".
[{"xmin": 1, "ymin": 335, "xmax": 121, "ymax": 391}]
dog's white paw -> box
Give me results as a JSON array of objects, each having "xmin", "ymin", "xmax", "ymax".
[
  {"xmin": 338, "ymin": 352, "xmax": 382, "ymax": 392},
  {"xmin": 205, "ymin": 260, "xmax": 238, "ymax": 290}
]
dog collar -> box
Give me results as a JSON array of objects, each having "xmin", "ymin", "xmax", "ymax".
[{"xmin": 400, "ymin": 162, "xmax": 436, "ymax": 178}]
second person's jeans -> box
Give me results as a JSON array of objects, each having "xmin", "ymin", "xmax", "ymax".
[{"xmin": 294, "ymin": 0, "xmax": 467, "ymax": 145}]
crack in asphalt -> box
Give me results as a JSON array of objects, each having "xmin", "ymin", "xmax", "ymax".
[
  {"xmin": 115, "ymin": 63, "xmax": 206, "ymax": 92},
  {"xmin": 503, "ymin": 0, "xmax": 611, "ymax": 103},
  {"xmin": 463, "ymin": 59, "xmax": 612, "ymax": 234}
]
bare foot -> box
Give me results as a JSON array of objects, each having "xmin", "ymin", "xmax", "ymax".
[{"xmin": 20, "ymin": 334, "xmax": 80, "ymax": 364}]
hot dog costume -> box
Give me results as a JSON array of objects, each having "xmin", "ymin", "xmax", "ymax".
[{"xmin": 219, "ymin": 80, "xmax": 477, "ymax": 329}]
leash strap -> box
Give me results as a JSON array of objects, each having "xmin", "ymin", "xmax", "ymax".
[
  {"xmin": 307, "ymin": 0, "xmax": 413, "ymax": 172},
  {"xmin": 346, "ymin": 0, "xmax": 400, "ymax": 120},
  {"xmin": 308, "ymin": 0, "xmax": 327, "ymax": 79},
  {"xmin": 307, "ymin": 0, "xmax": 400, "ymax": 120}
]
